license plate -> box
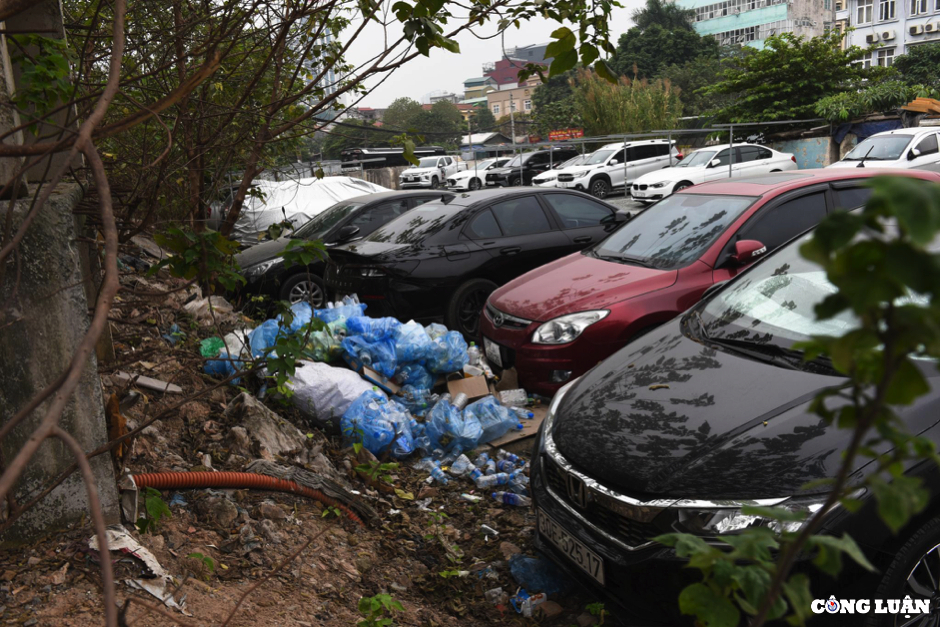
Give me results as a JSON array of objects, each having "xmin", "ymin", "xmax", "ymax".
[
  {"xmin": 537, "ymin": 509, "xmax": 604, "ymax": 585},
  {"xmin": 483, "ymin": 337, "xmax": 502, "ymax": 368},
  {"xmin": 558, "ymin": 182, "xmax": 574, "ymax": 188},
  {"xmin": 633, "ymin": 191, "xmax": 647, "ymax": 198}
]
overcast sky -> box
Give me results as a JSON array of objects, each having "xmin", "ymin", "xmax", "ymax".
[{"xmin": 342, "ymin": 1, "xmax": 644, "ymax": 108}]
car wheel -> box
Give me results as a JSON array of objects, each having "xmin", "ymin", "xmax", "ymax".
[
  {"xmin": 279, "ymin": 273, "xmax": 326, "ymax": 308},
  {"xmin": 869, "ymin": 518, "xmax": 939, "ymax": 626},
  {"xmin": 509, "ymin": 176, "xmax": 521, "ymax": 187},
  {"xmin": 469, "ymin": 178, "xmax": 481, "ymax": 191},
  {"xmin": 590, "ymin": 178, "xmax": 610, "ymax": 199},
  {"xmin": 674, "ymin": 181, "xmax": 694, "ymax": 193},
  {"xmin": 446, "ymin": 278, "xmax": 498, "ymax": 340},
  {"xmin": 430, "ymin": 176, "xmax": 439, "ymax": 189}
]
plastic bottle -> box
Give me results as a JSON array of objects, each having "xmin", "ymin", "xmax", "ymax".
[
  {"xmin": 494, "ymin": 450, "xmax": 521, "ymax": 464},
  {"xmin": 450, "ymin": 454, "xmax": 475, "ymax": 476},
  {"xmin": 483, "ymin": 459, "xmax": 497, "ymax": 475},
  {"xmin": 508, "ymin": 473, "xmax": 529, "ymax": 496},
  {"xmin": 492, "ymin": 491, "xmax": 532, "ymax": 507},
  {"xmin": 459, "ymin": 493, "xmax": 482, "ymax": 503},
  {"xmin": 473, "ymin": 452, "xmax": 491, "ymax": 468},
  {"xmin": 467, "ymin": 342, "xmax": 481, "ymax": 367},
  {"xmin": 429, "ymin": 465, "xmax": 450, "ymax": 485},
  {"xmin": 509, "ymin": 406, "xmax": 534, "ymax": 420},
  {"xmin": 499, "ymin": 389, "xmax": 533, "ymax": 407},
  {"xmin": 495, "ymin": 459, "xmax": 516, "ymax": 473},
  {"xmin": 475, "ymin": 472, "xmax": 511, "ymax": 489},
  {"xmin": 468, "ymin": 468, "xmax": 483, "ymax": 482}
]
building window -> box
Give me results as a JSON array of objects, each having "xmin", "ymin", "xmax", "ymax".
[
  {"xmin": 853, "ymin": 56, "xmax": 873, "ymax": 69},
  {"xmin": 877, "ymin": 47, "xmax": 895, "ymax": 65},
  {"xmin": 910, "ymin": 0, "xmax": 927, "ymax": 13},
  {"xmin": 492, "ymin": 104, "xmax": 500, "ymax": 115},
  {"xmin": 857, "ymin": 0, "xmax": 873, "ymax": 22},
  {"xmin": 825, "ymin": 0, "xmax": 831, "ymax": 9},
  {"xmin": 713, "ymin": 25, "xmax": 760, "ymax": 44},
  {"xmin": 878, "ymin": 0, "xmax": 895, "ymax": 19},
  {"xmin": 523, "ymin": 99, "xmax": 532, "ymax": 111},
  {"xmin": 835, "ymin": 0, "xmax": 843, "ymax": 9}
]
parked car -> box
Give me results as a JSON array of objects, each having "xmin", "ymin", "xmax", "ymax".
[
  {"xmin": 446, "ymin": 157, "xmax": 510, "ymax": 191},
  {"xmin": 532, "ymin": 154, "xmax": 592, "ymax": 188},
  {"xmin": 556, "ymin": 139, "xmax": 680, "ymax": 199},
  {"xmin": 399, "ymin": 156, "xmax": 464, "ymax": 189},
  {"xmin": 323, "ymin": 188, "xmax": 628, "ymax": 338},
  {"xmin": 481, "ymin": 169, "xmax": 939, "ymax": 397},
  {"xmin": 530, "ymin": 223, "xmax": 939, "ymax": 623},
  {"xmin": 485, "ymin": 148, "xmax": 580, "ymax": 187},
  {"xmin": 630, "ymin": 143, "xmax": 797, "ymax": 203},
  {"xmin": 235, "ymin": 191, "xmax": 451, "ymax": 307},
  {"xmin": 827, "ymin": 127, "xmax": 940, "ymax": 170}
]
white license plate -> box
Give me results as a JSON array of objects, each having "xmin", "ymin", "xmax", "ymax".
[
  {"xmin": 558, "ymin": 182, "xmax": 574, "ymax": 188},
  {"xmin": 483, "ymin": 337, "xmax": 502, "ymax": 368},
  {"xmin": 537, "ymin": 509, "xmax": 605, "ymax": 585}
]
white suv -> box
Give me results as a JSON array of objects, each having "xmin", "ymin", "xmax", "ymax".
[
  {"xmin": 555, "ymin": 139, "xmax": 680, "ymax": 199},
  {"xmin": 827, "ymin": 128, "xmax": 940, "ymax": 170}
]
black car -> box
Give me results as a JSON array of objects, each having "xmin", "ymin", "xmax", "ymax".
[
  {"xmin": 531, "ymin": 230, "xmax": 939, "ymax": 624},
  {"xmin": 323, "ymin": 188, "xmax": 628, "ymax": 337},
  {"xmin": 485, "ymin": 148, "xmax": 580, "ymax": 187},
  {"xmin": 235, "ymin": 191, "xmax": 450, "ymax": 307}
]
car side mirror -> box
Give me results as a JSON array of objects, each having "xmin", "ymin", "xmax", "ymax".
[
  {"xmin": 335, "ymin": 225, "xmax": 360, "ymax": 242},
  {"xmin": 709, "ymin": 158, "xmax": 722, "ymax": 168},
  {"xmin": 909, "ymin": 147, "xmax": 922, "ymax": 160},
  {"xmin": 609, "ymin": 159, "xmax": 619, "ymax": 166},
  {"xmin": 731, "ymin": 239, "xmax": 767, "ymax": 265}
]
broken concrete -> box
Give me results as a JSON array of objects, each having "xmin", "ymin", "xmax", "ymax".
[{"xmin": 224, "ymin": 393, "xmax": 307, "ymax": 461}]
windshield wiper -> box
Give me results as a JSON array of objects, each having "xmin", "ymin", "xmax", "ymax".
[{"xmin": 591, "ymin": 250, "xmax": 659, "ymax": 268}]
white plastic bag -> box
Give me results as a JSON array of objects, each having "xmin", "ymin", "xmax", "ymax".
[{"xmin": 287, "ymin": 361, "xmax": 373, "ymax": 429}]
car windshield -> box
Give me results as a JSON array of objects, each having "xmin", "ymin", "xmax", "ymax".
[
  {"xmin": 562, "ymin": 154, "xmax": 589, "ymax": 168},
  {"xmin": 476, "ymin": 159, "xmax": 497, "ymax": 170},
  {"xmin": 843, "ymin": 135, "xmax": 912, "ymax": 161},
  {"xmin": 591, "ymin": 193, "xmax": 756, "ymax": 269},
  {"xmin": 364, "ymin": 202, "xmax": 461, "ymax": 244},
  {"xmin": 293, "ymin": 202, "xmax": 364, "ymax": 240},
  {"xmin": 503, "ymin": 154, "xmax": 523, "ymax": 168},
  {"xmin": 417, "ymin": 157, "xmax": 441, "ymax": 168},
  {"xmin": 585, "ymin": 149, "xmax": 616, "ymax": 165},
  {"xmin": 674, "ymin": 150, "xmax": 716, "ymax": 168}
]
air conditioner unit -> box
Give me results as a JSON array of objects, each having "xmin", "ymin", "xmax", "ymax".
[
  {"xmin": 925, "ymin": 22, "xmax": 939, "ymax": 33},
  {"xmin": 865, "ymin": 32, "xmax": 881, "ymax": 43},
  {"xmin": 910, "ymin": 24, "xmax": 925, "ymax": 35},
  {"xmin": 881, "ymin": 29, "xmax": 896, "ymax": 40}
]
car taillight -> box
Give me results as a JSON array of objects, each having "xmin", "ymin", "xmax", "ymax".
[
  {"xmin": 675, "ymin": 153, "xmax": 683, "ymax": 160},
  {"xmin": 791, "ymin": 155, "xmax": 797, "ymax": 163}
]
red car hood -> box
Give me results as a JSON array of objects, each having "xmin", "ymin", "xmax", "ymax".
[{"xmin": 489, "ymin": 252, "xmax": 678, "ymax": 322}]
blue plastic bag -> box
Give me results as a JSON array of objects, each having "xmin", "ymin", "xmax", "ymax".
[
  {"xmin": 465, "ymin": 396, "xmax": 523, "ymax": 444},
  {"xmin": 346, "ymin": 316, "xmax": 401, "ymax": 342},
  {"xmin": 278, "ymin": 301, "xmax": 313, "ymax": 334},
  {"xmin": 204, "ymin": 351, "xmax": 242, "ymax": 384},
  {"xmin": 425, "ymin": 397, "xmax": 482, "ymax": 452},
  {"xmin": 398, "ymin": 385, "xmax": 436, "ymax": 417},
  {"xmin": 248, "ymin": 319, "xmax": 282, "ymax": 358},
  {"xmin": 340, "ymin": 389, "xmax": 414, "ymax": 458},
  {"xmin": 314, "ymin": 301, "xmax": 366, "ymax": 325},
  {"xmin": 427, "ymin": 331, "xmax": 468, "ymax": 374},
  {"xmin": 425, "ymin": 322, "xmax": 448, "ymax": 340},
  {"xmin": 341, "ymin": 336, "xmax": 397, "ymax": 378},
  {"xmin": 394, "ymin": 321, "xmax": 433, "ymax": 363},
  {"xmin": 393, "ymin": 364, "xmax": 435, "ymax": 390}
]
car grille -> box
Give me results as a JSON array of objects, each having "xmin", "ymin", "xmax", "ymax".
[
  {"xmin": 544, "ymin": 455, "xmax": 662, "ymax": 549},
  {"xmin": 485, "ymin": 302, "xmax": 530, "ymax": 330},
  {"xmin": 633, "ymin": 184, "xmax": 647, "ymax": 190},
  {"xmin": 557, "ymin": 173, "xmax": 574, "ymax": 182},
  {"xmin": 486, "ymin": 173, "xmax": 500, "ymax": 181}
]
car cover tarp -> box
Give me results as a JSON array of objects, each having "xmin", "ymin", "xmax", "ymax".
[{"xmin": 832, "ymin": 120, "xmax": 903, "ymax": 145}]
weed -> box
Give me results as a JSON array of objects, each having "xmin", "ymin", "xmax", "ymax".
[
  {"xmin": 586, "ymin": 602, "xmax": 607, "ymax": 626},
  {"xmin": 135, "ymin": 487, "xmax": 171, "ymax": 534},
  {"xmin": 357, "ymin": 593, "xmax": 404, "ymax": 627}
]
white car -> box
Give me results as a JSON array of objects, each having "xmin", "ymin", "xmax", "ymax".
[
  {"xmin": 446, "ymin": 157, "xmax": 510, "ymax": 191},
  {"xmin": 555, "ymin": 139, "xmax": 680, "ymax": 199},
  {"xmin": 532, "ymin": 154, "xmax": 591, "ymax": 187},
  {"xmin": 631, "ymin": 143, "xmax": 797, "ymax": 203},
  {"xmin": 399, "ymin": 155, "xmax": 461, "ymax": 189},
  {"xmin": 827, "ymin": 128, "xmax": 940, "ymax": 170}
]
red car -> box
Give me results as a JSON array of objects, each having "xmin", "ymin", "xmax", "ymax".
[{"xmin": 480, "ymin": 169, "xmax": 939, "ymax": 397}]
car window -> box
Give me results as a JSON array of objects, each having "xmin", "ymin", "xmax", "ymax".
[
  {"xmin": 916, "ymin": 133, "xmax": 939, "ymax": 155},
  {"xmin": 294, "ymin": 202, "xmax": 364, "ymax": 240},
  {"xmin": 411, "ymin": 197, "xmax": 435, "ymax": 209},
  {"xmin": 757, "ymin": 147, "xmax": 773, "ymax": 159},
  {"xmin": 737, "ymin": 147, "xmax": 762, "ymax": 162},
  {"xmin": 491, "ymin": 196, "xmax": 552, "ymax": 236},
  {"xmin": 467, "ymin": 209, "xmax": 502, "ymax": 239},
  {"xmin": 739, "ymin": 192, "xmax": 828, "ymax": 252},
  {"xmin": 543, "ymin": 194, "xmax": 613, "ymax": 228},
  {"xmin": 832, "ymin": 187, "xmax": 873, "ymax": 211},
  {"xmin": 528, "ymin": 152, "xmax": 550, "ymax": 166},
  {"xmin": 632, "ymin": 145, "xmax": 659, "ymax": 160},
  {"xmin": 348, "ymin": 199, "xmax": 410, "ymax": 235},
  {"xmin": 713, "ymin": 148, "xmax": 732, "ymax": 166}
]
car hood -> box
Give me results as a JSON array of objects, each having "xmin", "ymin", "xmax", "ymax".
[
  {"xmin": 486, "ymin": 166, "xmax": 521, "ymax": 176},
  {"xmin": 450, "ymin": 170, "xmax": 480, "ymax": 180},
  {"xmin": 551, "ymin": 325, "xmax": 940, "ymax": 499},
  {"xmin": 235, "ymin": 237, "xmax": 290, "ymax": 268},
  {"xmin": 827, "ymin": 161, "xmax": 904, "ymax": 169},
  {"xmin": 489, "ymin": 252, "xmax": 678, "ymax": 322},
  {"xmin": 635, "ymin": 166, "xmax": 705, "ymax": 184}
]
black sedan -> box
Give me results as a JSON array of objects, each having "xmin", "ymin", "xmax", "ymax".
[
  {"xmin": 235, "ymin": 191, "xmax": 449, "ymax": 307},
  {"xmin": 530, "ymin": 230, "xmax": 939, "ymax": 624},
  {"xmin": 323, "ymin": 188, "xmax": 628, "ymax": 338},
  {"xmin": 485, "ymin": 148, "xmax": 580, "ymax": 187}
]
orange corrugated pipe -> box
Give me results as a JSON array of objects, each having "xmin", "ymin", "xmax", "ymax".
[{"xmin": 132, "ymin": 471, "xmax": 365, "ymax": 527}]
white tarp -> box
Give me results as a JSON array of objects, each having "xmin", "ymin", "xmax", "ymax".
[{"xmin": 210, "ymin": 176, "xmax": 387, "ymax": 246}]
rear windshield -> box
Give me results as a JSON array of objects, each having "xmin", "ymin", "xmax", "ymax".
[
  {"xmin": 364, "ymin": 202, "xmax": 461, "ymax": 244},
  {"xmin": 592, "ymin": 193, "xmax": 756, "ymax": 269}
]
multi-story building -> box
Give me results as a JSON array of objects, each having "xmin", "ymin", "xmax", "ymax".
[
  {"xmin": 463, "ymin": 76, "xmax": 498, "ymax": 100},
  {"xmin": 836, "ymin": 0, "xmax": 940, "ymax": 66},
  {"xmin": 486, "ymin": 77, "xmax": 541, "ymax": 118},
  {"xmin": 482, "ymin": 57, "xmax": 548, "ymax": 87},
  {"xmin": 677, "ymin": 0, "xmax": 834, "ymax": 47}
]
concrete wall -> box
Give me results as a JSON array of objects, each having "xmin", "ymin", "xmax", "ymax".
[
  {"xmin": 0, "ymin": 183, "xmax": 119, "ymax": 546},
  {"xmin": 770, "ymin": 136, "xmax": 834, "ymax": 168},
  {"xmin": 349, "ymin": 165, "xmax": 409, "ymax": 189}
]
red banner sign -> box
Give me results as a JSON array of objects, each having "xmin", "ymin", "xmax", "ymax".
[{"xmin": 548, "ymin": 128, "xmax": 584, "ymax": 141}]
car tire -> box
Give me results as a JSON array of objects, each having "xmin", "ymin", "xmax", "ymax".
[
  {"xmin": 868, "ymin": 518, "xmax": 939, "ymax": 626},
  {"xmin": 509, "ymin": 176, "xmax": 521, "ymax": 187},
  {"xmin": 469, "ymin": 178, "xmax": 481, "ymax": 191},
  {"xmin": 673, "ymin": 181, "xmax": 694, "ymax": 193},
  {"xmin": 430, "ymin": 176, "xmax": 440, "ymax": 189},
  {"xmin": 279, "ymin": 272, "xmax": 327, "ymax": 308},
  {"xmin": 446, "ymin": 278, "xmax": 498, "ymax": 340},
  {"xmin": 590, "ymin": 178, "xmax": 610, "ymax": 199}
]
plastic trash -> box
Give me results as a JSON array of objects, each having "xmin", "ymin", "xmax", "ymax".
[
  {"xmin": 314, "ymin": 298, "xmax": 366, "ymax": 326},
  {"xmin": 473, "ymin": 452, "xmax": 490, "ymax": 467},
  {"xmin": 495, "ymin": 459, "xmax": 517, "ymax": 473},
  {"xmin": 278, "ymin": 301, "xmax": 313, "ymax": 334},
  {"xmin": 460, "ymin": 493, "xmax": 483, "ymax": 503},
  {"xmin": 508, "ymin": 406, "xmax": 534, "ymax": 420},
  {"xmin": 449, "ymin": 454, "xmax": 475, "ymax": 476},
  {"xmin": 393, "ymin": 364, "xmax": 435, "ymax": 390},
  {"xmin": 341, "ymin": 336, "xmax": 397, "ymax": 378},
  {"xmin": 509, "ymin": 553, "xmax": 573, "ymax": 596},
  {"xmin": 398, "ymin": 385, "xmax": 436, "ymax": 417},
  {"xmin": 393, "ymin": 321, "xmax": 433, "ymax": 362},
  {"xmin": 340, "ymin": 389, "xmax": 413, "ymax": 457},
  {"xmin": 346, "ymin": 316, "xmax": 401, "ymax": 342},
  {"xmin": 465, "ymin": 396, "xmax": 524, "ymax": 444},
  {"xmin": 199, "ymin": 337, "xmax": 225, "ymax": 358},
  {"xmin": 425, "ymin": 322, "xmax": 448, "ymax": 340},
  {"xmin": 475, "ymin": 472, "xmax": 512, "ymax": 489},
  {"xmin": 520, "ymin": 592, "xmax": 546, "ymax": 618},
  {"xmin": 287, "ymin": 361, "xmax": 373, "ymax": 428},
  {"xmin": 249, "ymin": 319, "xmax": 282, "ymax": 358},
  {"xmin": 426, "ymin": 331, "xmax": 469, "ymax": 374},
  {"xmin": 499, "ymin": 389, "xmax": 532, "ymax": 407},
  {"xmin": 425, "ymin": 393, "xmax": 481, "ymax": 452},
  {"xmin": 303, "ymin": 327, "xmax": 341, "ymax": 362},
  {"xmin": 492, "ymin": 491, "xmax": 531, "ymax": 507},
  {"xmin": 494, "ymin": 450, "xmax": 521, "ymax": 463},
  {"xmin": 484, "ymin": 587, "xmax": 507, "ymax": 605},
  {"xmin": 428, "ymin": 465, "xmax": 450, "ymax": 485},
  {"xmin": 204, "ymin": 351, "xmax": 242, "ymax": 382},
  {"xmin": 222, "ymin": 329, "xmax": 252, "ymax": 359},
  {"xmin": 467, "ymin": 342, "xmax": 481, "ymax": 367}
]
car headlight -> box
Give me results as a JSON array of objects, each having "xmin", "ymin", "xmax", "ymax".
[
  {"xmin": 359, "ymin": 267, "xmax": 387, "ymax": 277},
  {"xmin": 673, "ymin": 494, "xmax": 832, "ymax": 536},
  {"xmin": 570, "ymin": 170, "xmax": 590, "ymax": 179},
  {"xmin": 541, "ymin": 176, "xmax": 557, "ymax": 182},
  {"xmin": 531, "ymin": 310, "xmax": 609, "ymax": 345},
  {"xmin": 649, "ymin": 181, "xmax": 669, "ymax": 188},
  {"xmin": 243, "ymin": 257, "xmax": 282, "ymax": 280}
]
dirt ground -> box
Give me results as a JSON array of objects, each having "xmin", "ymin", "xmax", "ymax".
[{"xmin": 0, "ymin": 239, "xmax": 603, "ymax": 627}]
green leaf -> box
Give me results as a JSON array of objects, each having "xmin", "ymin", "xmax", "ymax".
[
  {"xmin": 810, "ymin": 533, "xmax": 876, "ymax": 576},
  {"xmin": 678, "ymin": 583, "xmax": 740, "ymax": 627},
  {"xmin": 593, "ymin": 59, "xmax": 617, "ymax": 83},
  {"xmin": 883, "ymin": 358, "xmax": 930, "ymax": 405},
  {"xmin": 549, "ymin": 49, "xmax": 578, "ymax": 77},
  {"xmin": 782, "ymin": 573, "xmax": 813, "ymax": 624}
]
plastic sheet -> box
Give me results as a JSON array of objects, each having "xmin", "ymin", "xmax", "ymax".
[
  {"xmin": 278, "ymin": 301, "xmax": 313, "ymax": 334},
  {"xmin": 248, "ymin": 319, "xmax": 283, "ymax": 358},
  {"xmin": 204, "ymin": 352, "xmax": 242, "ymax": 383}
]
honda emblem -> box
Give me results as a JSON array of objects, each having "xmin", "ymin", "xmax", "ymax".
[{"xmin": 567, "ymin": 473, "xmax": 589, "ymax": 508}]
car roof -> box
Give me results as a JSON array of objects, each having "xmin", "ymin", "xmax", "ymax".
[
  {"xmin": 867, "ymin": 127, "xmax": 938, "ymax": 138},
  {"xmin": 445, "ymin": 187, "xmax": 589, "ymax": 207},
  {"xmin": 600, "ymin": 138, "xmax": 675, "ymax": 149},
  {"xmin": 679, "ymin": 168, "xmax": 940, "ymax": 197},
  {"xmin": 687, "ymin": 143, "xmax": 769, "ymax": 154},
  {"xmin": 345, "ymin": 190, "xmax": 452, "ymax": 204}
]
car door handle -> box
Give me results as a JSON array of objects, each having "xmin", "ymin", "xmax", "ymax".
[
  {"xmin": 500, "ymin": 246, "xmax": 521, "ymax": 256},
  {"xmin": 573, "ymin": 235, "xmax": 592, "ymax": 244}
]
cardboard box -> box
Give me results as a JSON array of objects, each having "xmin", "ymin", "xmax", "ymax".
[
  {"xmin": 447, "ymin": 375, "xmax": 490, "ymax": 402},
  {"xmin": 342, "ymin": 355, "xmax": 401, "ymax": 395}
]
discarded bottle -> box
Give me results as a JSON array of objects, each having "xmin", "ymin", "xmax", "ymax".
[
  {"xmin": 494, "ymin": 450, "xmax": 521, "ymax": 463},
  {"xmin": 508, "ymin": 474, "xmax": 529, "ymax": 496},
  {"xmin": 498, "ymin": 389, "xmax": 533, "ymax": 407},
  {"xmin": 459, "ymin": 493, "xmax": 482, "ymax": 503},
  {"xmin": 483, "ymin": 459, "xmax": 497, "ymax": 475},
  {"xmin": 468, "ymin": 468, "xmax": 483, "ymax": 482},
  {"xmin": 450, "ymin": 454, "xmax": 475, "ymax": 476},
  {"xmin": 509, "ymin": 406, "xmax": 534, "ymax": 420},
  {"xmin": 492, "ymin": 491, "xmax": 531, "ymax": 507},
  {"xmin": 495, "ymin": 459, "xmax": 516, "ymax": 473},
  {"xmin": 465, "ymin": 396, "xmax": 524, "ymax": 443},
  {"xmin": 475, "ymin": 472, "xmax": 511, "ymax": 489},
  {"xmin": 473, "ymin": 452, "xmax": 491, "ymax": 468},
  {"xmin": 426, "ymin": 393, "xmax": 481, "ymax": 452},
  {"xmin": 467, "ymin": 342, "xmax": 481, "ymax": 367},
  {"xmin": 428, "ymin": 465, "xmax": 450, "ymax": 485}
]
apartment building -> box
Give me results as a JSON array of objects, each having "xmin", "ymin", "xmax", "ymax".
[
  {"xmin": 677, "ymin": 0, "xmax": 835, "ymax": 46},
  {"xmin": 836, "ymin": 0, "xmax": 940, "ymax": 66},
  {"xmin": 485, "ymin": 77, "xmax": 541, "ymax": 118}
]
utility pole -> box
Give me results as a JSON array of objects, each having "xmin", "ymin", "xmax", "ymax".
[{"xmin": 468, "ymin": 115, "xmax": 477, "ymax": 180}]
